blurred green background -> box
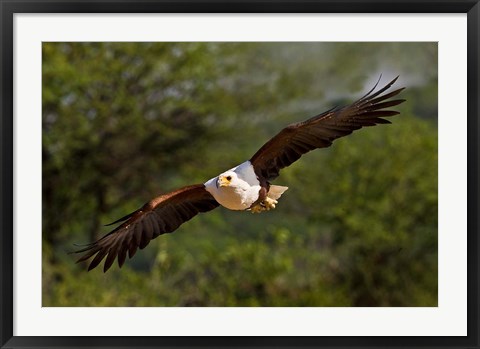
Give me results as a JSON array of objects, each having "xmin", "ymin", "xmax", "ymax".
[{"xmin": 42, "ymin": 42, "xmax": 437, "ymax": 307}]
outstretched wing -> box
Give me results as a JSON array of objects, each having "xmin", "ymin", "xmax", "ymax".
[
  {"xmin": 250, "ymin": 76, "xmax": 406, "ymax": 181},
  {"xmin": 72, "ymin": 184, "xmax": 219, "ymax": 272}
]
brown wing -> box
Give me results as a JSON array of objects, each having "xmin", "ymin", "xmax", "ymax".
[
  {"xmin": 250, "ymin": 76, "xmax": 406, "ymax": 181},
  {"xmin": 72, "ymin": 184, "xmax": 219, "ymax": 272}
]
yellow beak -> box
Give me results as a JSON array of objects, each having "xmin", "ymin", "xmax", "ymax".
[{"xmin": 218, "ymin": 176, "xmax": 231, "ymax": 187}]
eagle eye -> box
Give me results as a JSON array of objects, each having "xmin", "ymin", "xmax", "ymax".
[{"xmin": 226, "ymin": 176, "xmax": 232, "ymax": 181}]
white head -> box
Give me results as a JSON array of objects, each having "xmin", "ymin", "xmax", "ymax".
[
  {"xmin": 216, "ymin": 170, "xmax": 239, "ymax": 189},
  {"xmin": 203, "ymin": 161, "xmax": 262, "ymax": 211},
  {"xmin": 206, "ymin": 161, "xmax": 260, "ymax": 192}
]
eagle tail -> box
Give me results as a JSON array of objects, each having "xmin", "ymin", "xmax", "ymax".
[{"xmin": 268, "ymin": 185, "xmax": 289, "ymax": 200}]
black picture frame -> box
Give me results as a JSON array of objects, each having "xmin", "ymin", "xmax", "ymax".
[{"xmin": 1, "ymin": 1, "xmax": 479, "ymax": 348}]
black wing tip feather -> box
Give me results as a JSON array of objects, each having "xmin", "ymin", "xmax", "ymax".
[
  {"xmin": 73, "ymin": 233, "xmax": 128, "ymax": 272},
  {"xmin": 70, "ymin": 214, "xmax": 134, "ymax": 272},
  {"xmin": 71, "ymin": 188, "xmax": 219, "ymax": 272},
  {"xmin": 383, "ymin": 75, "xmax": 399, "ymax": 87},
  {"xmin": 67, "ymin": 242, "xmax": 95, "ymax": 254},
  {"xmin": 104, "ymin": 211, "xmax": 136, "ymax": 226},
  {"xmin": 358, "ymin": 74, "xmax": 383, "ymax": 100},
  {"xmin": 360, "ymin": 75, "xmax": 401, "ymax": 102},
  {"xmin": 372, "ymin": 75, "xmax": 399, "ymax": 92}
]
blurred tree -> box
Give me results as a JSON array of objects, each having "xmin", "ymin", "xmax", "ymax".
[
  {"xmin": 43, "ymin": 43, "xmax": 249, "ymax": 244},
  {"xmin": 42, "ymin": 42, "xmax": 438, "ymax": 307},
  {"xmin": 292, "ymin": 116, "xmax": 437, "ymax": 306}
]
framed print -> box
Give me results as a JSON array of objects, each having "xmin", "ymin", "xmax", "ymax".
[{"xmin": 1, "ymin": 1, "xmax": 479, "ymax": 348}]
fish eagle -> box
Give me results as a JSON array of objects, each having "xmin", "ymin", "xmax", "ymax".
[{"xmin": 73, "ymin": 76, "xmax": 405, "ymax": 272}]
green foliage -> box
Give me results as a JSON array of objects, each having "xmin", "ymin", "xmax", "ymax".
[
  {"xmin": 43, "ymin": 42, "xmax": 438, "ymax": 307},
  {"xmin": 293, "ymin": 116, "xmax": 438, "ymax": 306}
]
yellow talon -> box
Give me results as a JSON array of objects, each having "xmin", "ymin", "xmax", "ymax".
[
  {"xmin": 264, "ymin": 197, "xmax": 278, "ymax": 210},
  {"xmin": 250, "ymin": 204, "xmax": 264, "ymax": 213},
  {"xmin": 249, "ymin": 197, "xmax": 278, "ymax": 213}
]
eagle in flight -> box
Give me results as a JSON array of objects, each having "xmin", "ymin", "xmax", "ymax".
[{"xmin": 73, "ymin": 76, "xmax": 405, "ymax": 272}]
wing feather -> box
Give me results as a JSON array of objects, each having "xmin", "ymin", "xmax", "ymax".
[
  {"xmin": 250, "ymin": 77, "xmax": 405, "ymax": 181},
  {"xmin": 71, "ymin": 184, "xmax": 219, "ymax": 272},
  {"xmin": 117, "ymin": 239, "xmax": 128, "ymax": 268}
]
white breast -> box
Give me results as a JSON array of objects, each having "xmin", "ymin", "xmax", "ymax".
[{"xmin": 204, "ymin": 161, "xmax": 261, "ymax": 211}]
